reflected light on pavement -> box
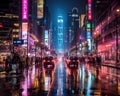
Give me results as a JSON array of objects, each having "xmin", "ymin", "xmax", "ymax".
[
  {"xmin": 21, "ymin": 77, "xmax": 28, "ymax": 96},
  {"xmin": 45, "ymin": 76, "xmax": 51, "ymax": 91},
  {"xmin": 86, "ymin": 71, "xmax": 92, "ymax": 96}
]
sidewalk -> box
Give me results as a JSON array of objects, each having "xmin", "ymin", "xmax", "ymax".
[{"xmin": 102, "ymin": 60, "xmax": 120, "ymax": 69}]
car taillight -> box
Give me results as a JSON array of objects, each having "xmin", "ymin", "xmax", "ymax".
[
  {"xmin": 3, "ymin": 64, "xmax": 6, "ymax": 67},
  {"xmin": 66, "ymin": 59, "xmax": 70, "ymax": 63},
  {"xmin": 52, "ymin": 60, "xmax": 55, "ymax": 63},
  {"xmin": 43, "ymin": 60, "xmax": 46, "ymax": 63},
  {"xmin": 47, "ymin": 60, "xmax": 50, "ymax": 62}
]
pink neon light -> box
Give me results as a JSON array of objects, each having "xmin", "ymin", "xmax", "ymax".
[
  {"xmin": 88, "ymin": 13, "xmax": 92, "ymax": 20},
  {"xmin": 87, "ymin": 0, "xmax": 92, "ymax": 20},
  {"xmin": 88, "ymin": 0, "xmax": 91, "ymax": 4},
  {"xmin": 22, "ymin": 0, "xmax": 28, "ymax": 20}
]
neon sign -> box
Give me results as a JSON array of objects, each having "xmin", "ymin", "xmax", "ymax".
[
  {"xmin": 87, "ymin": 0, "xmax": 92, "ymax": 20},
  {"xmin": 22, "ymin": 0, "xmax": 28, "ymax": 20},
  {"xmin": 22, "ymin": 23, "xmax": 28, "ymax": 46},
  {"xmin": 37, "ymin": 0, "xmax": 44, "ymax": 19}
]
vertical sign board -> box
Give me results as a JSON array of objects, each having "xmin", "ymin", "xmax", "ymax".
[
  {"xmin": 87, "ymin": 0, "xmax": 92, "ymax": 20},
  {"xmin": 22, "ymin": 23, "xmax": 28, "ymax": 47},
  {"xmin": 80, "ymin": 14, "xmax": 85, "ymax": 28},
  {"xmin": 37, "ymin": 0, "xmax": 44, "ymax": 19},
  {"xmin": 44, "ymin": 30, "xmax": 48, "ymax": 47},
  {"xmin": 87, "ymin": 32, "xmax": 92, "ymax": 51},
  {"xmin": 87, "ymin": 0, "xmax": 92, "ymax": 52},
  {"xmin": 22, "ymin": 0, "xmax": 28, "ymax": 47},
  {"xmin": 87, "ymin": 39, "xmax": 92, "ymax": 51},
  {"xmin": 22, "ymin": 0, "xmax": 28, "ymax": 21}
]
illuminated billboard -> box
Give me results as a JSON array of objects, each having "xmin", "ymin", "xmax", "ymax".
[
  {"xmin": 44, "ymin": 30, "xmax": 48, "ymax": 47},
  {"xmin": 87, "ymin": 39, "xmax": 92, "ymax": 51},
  {"xmin": 22, "ymin": 23, "xmax": 28, "ymax": 46},
  {"xmin": 80, "ymin": 14, "xmax": 85, "ymax": 27},
  {"xmin": 22, "ymin": 0, "xmax": 28, "ymax": 20},
  {"xmin": 37, "ymin": 0, "xmax": 44, "ymax": 19}
]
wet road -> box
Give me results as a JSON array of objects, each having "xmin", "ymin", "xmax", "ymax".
[{"xmin": 0, "ymin": 60, "xmax": 120, "ymax": 96}]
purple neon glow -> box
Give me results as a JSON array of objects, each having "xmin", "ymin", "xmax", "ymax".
[
  {"xmin": 22, "ymin": 0, "xmax": 28, "ymax": 20},
  {"xmin": 21, "ymin": 77, "xmax": 28, "ymax": 96}
]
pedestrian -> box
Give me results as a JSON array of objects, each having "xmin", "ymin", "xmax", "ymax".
[
  {"xmin": 5, "ymin": 55, "xmax": 12, "ymax": 73},
  {"xmin": 96, "ymin": 55, "xmax": 101, "ymax": 68},
  {"xmin": 11, "ymin": 52, "xmax": 22, "ymax": 73}
]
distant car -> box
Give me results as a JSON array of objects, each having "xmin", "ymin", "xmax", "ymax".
[
  {"xmin": 43, "ymin": 56, "xmax": 55, "ymax": 71},
  {"xmin": 67, "ymin": 56, "xmax": 79, "ymax": 69}
]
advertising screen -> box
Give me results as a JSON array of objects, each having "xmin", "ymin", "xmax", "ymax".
[
  {"xmin": 37, "ymin": 0, "xmax": 44, "ymax": 19},
  {"xmin": 44, "ymin": 30, "xmax": 48, "ymax": 47},
  {"xmin": 22, "ymin": 23, "xmax": 28, "ymax": 47}
]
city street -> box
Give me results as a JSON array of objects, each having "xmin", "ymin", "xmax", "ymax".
[
  {"xmin": 0, "ymin": 0, "xmax": 120, "ymax": 96},
  {"xmin": 0, "ymin": 59, "xmax": 120, "ymax": 96}
]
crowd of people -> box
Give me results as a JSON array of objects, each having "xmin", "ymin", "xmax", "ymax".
[
  {"xmin": 5, "ymin": 52, "xmax": 43, "ymax": 73},
  {"xmin": 3, "ymin": 51, "xmax": 103, "ymax": 74},
  {"xmin": 5, "ymin": 52, "xmax": 23, "ymax": 73},
  {"xmin": 80, "ymin": 55, "xmax": 102, "ymax": 65},
  {"xmin": 65, "ymin": 54, "xmax": 102, "ymax": 67}
]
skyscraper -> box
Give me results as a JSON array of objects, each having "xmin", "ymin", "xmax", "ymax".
[
  {"xmin": 57, "ymin": 16, "xmax": 64, "ymax": 53},
  {"xmin": 67, "ymin": 7, "xmax": 79, "ymax": 55}
]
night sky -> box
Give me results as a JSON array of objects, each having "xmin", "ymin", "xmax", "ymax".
[
  {"xmin": 0, "ymin": 0, "xmax": 10, "ymax": 9},
  {"xmin": 47, "ymin": 0, "xmax": 86, "ymax": 13},
  {"xmin": 47, "ymin": 0, "xmax": 86, "ymax": 23},
  {"xmin": 0, "ymin": 0, "xmax": 86, "ymax": 24}
]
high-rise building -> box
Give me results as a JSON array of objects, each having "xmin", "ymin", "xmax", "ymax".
[
  {"xmin": 67, "ymin": 7, "xmax": 80, "ymax": 55},
  {"xmin": 0, "ymin": 0, "xmax": 20, "ymax": 49},
  {"xmin": 57, "ymin": 16, "xmax": 64, "ymax": 53},
  {"xmin": 93, "ymin": 0, "xmax": 120, "ymax": 62}
]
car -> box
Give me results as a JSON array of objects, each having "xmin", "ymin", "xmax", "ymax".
[
  {"xmin": 43, "ymin": 56, "xmax": 55, "ymax": 71},
  {"xmin": 66, "ymin": 56, "xmax": 79, "ymax": 69}
]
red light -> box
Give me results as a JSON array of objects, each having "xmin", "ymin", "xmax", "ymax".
[
  {"xmin": 88, "ymin": 10, "xmax": 91, "ymax": 13},
  {"xmin": 43, "ymin": 60, "xmax": 45, "ymax": 63},
  {"xmin": 88, "ymin": 13, "xmax": 92, "ymax": 20},
  {"xmin": 0, "ymin": 24, "xmax": 3, "ymax": 28},
  {"xmin": 52, "ymin": 59, "xmax": 55, "ymax": 63},
  {"xmin": 3, "ymin": 64, "xmax": 6, "ymax": 67}
]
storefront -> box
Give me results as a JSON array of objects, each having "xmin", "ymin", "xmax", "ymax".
[{"xmin": 98, "ymin": 39, "xmax": 120, "ymax": 61}]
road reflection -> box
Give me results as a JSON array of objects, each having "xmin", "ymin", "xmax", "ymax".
[
  {"xmin": 66, "ymin": 68, "xmax": 79, "ymax": 95},
  {"xmin": 20, "ymin": 64, "xmax": 55, "ymax": 96},
  {"xmin": 1, "ymin": 61, "xmax": 120, "ymax": 96}
]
